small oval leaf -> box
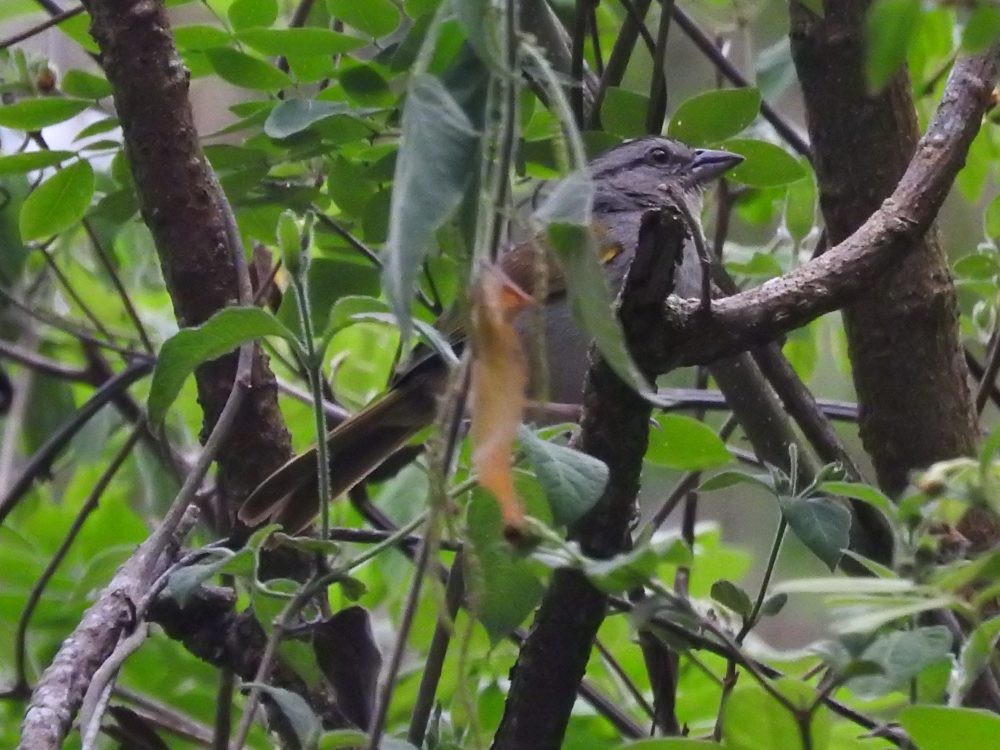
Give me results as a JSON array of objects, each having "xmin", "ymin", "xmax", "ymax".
[
  {"xmin": 19, "ymin": 160, "xmax": 95, "ymax": 241},
  {"xmin": 148, "ymin": 307, "xmax": 300, "ymax": 425},
  {"xmin": 722, "ymin": 139, "xmax": 807, "ymax": 188},
  {"xmin": 668, "ymin": 88, "xmax": 761, "ymax": 146}
]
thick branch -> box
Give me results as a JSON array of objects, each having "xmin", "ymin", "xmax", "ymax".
[
  {"xmin": 492, "ymin": 211, "xmax": 687, "ymax": 750},
  {"xmin": 82, "ymin": 0, "xmax": 292, "ymax": 508},
  {"xmin": 17, "ymin": 511, "xmax": 197, "ymax": 750},
  {"xmin": 790, "ymin": 0, "xmax": 980, "ymax": 504}
]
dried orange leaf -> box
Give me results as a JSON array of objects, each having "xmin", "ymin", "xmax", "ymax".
[{"xmin": 470, "ymin": 266, "xmax": 535, "ymax": 532}]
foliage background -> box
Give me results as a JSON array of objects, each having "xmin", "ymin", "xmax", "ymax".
[{"xmin": 2, "ymin": 0, "xmax": 1000, "ymax": 749}]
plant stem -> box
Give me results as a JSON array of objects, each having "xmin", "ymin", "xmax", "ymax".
[
  {"xmin": 291, "ymin": 273, "xmax": 333, "ymax": 543},
  {"xmin": 738, "ymin": 517, "xmax": 787, "ymax": 643}
]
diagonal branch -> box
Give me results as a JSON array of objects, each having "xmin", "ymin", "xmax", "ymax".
[{"xmin": 645, "ymin": 47, "xmax": 1000, "ymax": 372}]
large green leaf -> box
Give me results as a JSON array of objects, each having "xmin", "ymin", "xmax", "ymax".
[
  {"xmin": 615, "ymin": 741, "xmax": 717, "ymax": 749},
  {"xmin": 952, "ymin": 615, "xmax": 1000, "ymax": 703},
  {"xmin": 0, "ymin": 150, "xmax": 75, "ymax": 176},
  {"xmin": 228, "ymin": 0, "xmax": 278, "ymax": 30},
  {"xmin": 574, "ymin": 537, "xmax": 690, "ymax": 594},
  {"xmin": 60, "ymin": 70, "xmax": 112, "ymax": 100},
  {"xmin": 847, "ymin": 626, "xmax": 952, "ymax": 698},
  {"xmin": 0, "ymin": 98, "xmax": 90, "ymax": 130},
  {"xmin": 326, "ymin": 0, "xmax": 401, "ymax": 37},
  {"xmin": 237, "ymin": 28, "xmax": 365, "ymax": 57},
  {"xmin": 784, "ymin": 163, "xmax": 816, "ymax": 243},
  {"xmin": 865, "ymin": 0, "xmax": 922, "ymax": 93},
  {"xmin": 722, "ymin": 139, "xmax": 806, "ymax": 188},
  {"xmin": 519, "ymin": 427, "xmax": 608, "ymax": 526},
  {"xmin": 899, "ymin": 706, "xmax": 1000, "ymax": 749},
  {"xmin": 724, "ymin": 680, "xmax": 831, "ymax": 750},
  {"xmin": 962, "ymin": 5, "xmax": 1000, "ymax": 53},
  {"xmin": 204, "ymin": 47, "xmax": 292, "ymax": 90},
  {"xmin": 19, "ymin": 160, "xmax": 95, "ymax": 241},
  {"xmin": 667, "ymin": 88, "xmax": 761, "ymax": 146},
  {"xmin": 779, "ymin": 495, "xmax": 850, "ymax": 571},
  {"xmin": 466, "ymin": 492, "xmax": 544, "ymax": 644},
  {"xmin": 602, "ymin": 87, "xmax": 651, "ymax": 139},
  {"xmin": 148, "ymin": 307, "xmax": 300, "ymax": 425},
  {"xmin": 646, "ymin": 414, "xmax": 731, "ymax": 470},
  {"xmin": 243, "ymin": 683, "xmax": 321, "ymax": 749},
  {"xmin": 173, "ymin": 24, "xmax": 232, "ymax": 51},
  {"xmin": 264, "ymin": 99, "xmax": 375, "ymax": 139},
  {"xmin": 383, "ymin": 74, "xmax": 477, "ymax": 342}
]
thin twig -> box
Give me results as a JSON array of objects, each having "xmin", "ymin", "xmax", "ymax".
[
  {"xmin": 82, "ymin": 220, "xmax": 155, "ymax": 353},
  {"xmin": 407, "ymin": 555, "xmax": 465, "ymax": 746},
  {"xmin": 0, "ymin": 339, "xmax": 90, "ymax": 380},
  {"xmin": 0, "ymin": 4, "xmax": 84, "ymax": 51},
  {"xmin": 12, "ymin": 424, "xmax": 144, "ymax": 692},
  {"xmin": 0, "ymin": 358, "xmax": 152, "ymax": 527},
  {"xmin": 645, "ymin": 0, "xmax": 674, "ymax": 133}
]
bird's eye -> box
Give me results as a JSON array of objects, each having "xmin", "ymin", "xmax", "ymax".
[{"xmin": 648, "ymin": 147, "xmax": 671, "ymax": 165}]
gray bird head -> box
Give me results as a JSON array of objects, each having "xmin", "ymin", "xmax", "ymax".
[{"xmin": 590, "ymin": 136, "xmax": 743, "ymax": 212}]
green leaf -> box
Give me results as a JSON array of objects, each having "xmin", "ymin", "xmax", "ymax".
[
  {"xmin": 228, "ymin": 0, "xmax": 278, "ymax": 30},
  {"xmin": 784, "ymin": 164, "xmax": 816, "ymax": 243},
  {"xmin": 601, "ymin": 87, "xmax": 651, "ymax": 139},
  {"xmin": 953, "ymin": 615, "xmax": 1000, "ymax": 703},
  {"xmin": 711, "ymin": 579, "xmax": 752, "ymax": 618},
  {"xmin": 0, "ymin": 97, "xmax": 90, "ymax": 130},
  {"xmin": 204, "ymin": 48, "xmax": 292, "ymax": 91},
  {"xmin": 962, "ymin": 5, "xmax": 1000, "ymax": 53},
  {"xmin": 319, "ymin": 730, "xmax": 369, "ymax": 749},
  {"xmin": 244, "ymin": 683, "xmax": 321, "ymax": 750},
  {"xmin": 0, "ymin": 150, "xmax": 75, "ymax": 175},
  {"xmin": 774, "ymin": 577, "xmax": 916, "ymax": 595},
  {"xmin": 832, "ymin": 596, "xmax": 955, "ymax": 634},
  {"xmin": 899, "ymin": 706, "xmax": 1000, "ymax": 750},
  {"xmin": 148, "ymin": 307, "xmax": 300, "ymax": 425},
  {"xmin": 667, "ymin": 88, "xmax": 761, "ymax": 146},
  {"xmin": 519, "ymin": 427, "xmax": 608, "ymax": 526},
  {"xmin": 60, "ymin": 70, "xmax": 112, "ymax": 100},
  {"xmin": 722, "ymin": 139, "xmax": 807, "ymax": 188},
  {"xmin": 327, "ymin": 0, "xmax": 401, "ymax": 37},
  {"xmin": 577, "ymin": 537, "xmax": 690, "ymax": 594},
  {"xmin": 646, "ymin": 414, "xmax": 731, "ymax": 470},
  {"xmin": 340, "ymin": 65, "xmax": 393, "ymax": 107},
  {"xmin": 19, "ymin": 160, "xmax": 94, "ymax": 241},
  {"xmin": 264, "ymin": 99, "xmax": 375, "ymax": 139},
  {"xmin": 780, "ymin": 495, "xmax": 850, "ymax": 570},
  {"xmin": 848, "ymin": 626, "xmax": 952, "ymax": 698},
  {"xmin": 173, "ymin": 24, "xmax": 233, "ymax": 51},
  {"xmin": 163, "ymin": 549, "xmax": 253, "ymax": 607},
  {"xmin": 724, "ymin": 680, "xmax": 831, "ymax": 750},
  {"xmin": 383, "ymin": 74, "xmax": 477, "ymax": 342},
  {"xmin": 865, "ymin": 0, "xmax": 922, "ymax": 93},
  {"xmin": 615, "ymin": 740, "xmax": 718, "ymax": 749},
  {"xmin": 760, "ymin": 592, "xmax": 788, "ymax": 617},
  {"xmin": 237, "ymin": 28, "xmax": 365, "ymax": 57},
  {"xmin": 699, "ymin": 470, "xmax": 775, "ymax": 494},
  {"xmin": 820, "ymin": 481, "xmax": 898, "ymax": 523},
  {"xmin": 466, "ymin": 492, "xmax": 544, "ymax": 644}
]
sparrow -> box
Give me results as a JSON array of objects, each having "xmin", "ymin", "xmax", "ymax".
[{"xmin": 238, "ymin": 136, "xmax": 743, "ymax": 533}]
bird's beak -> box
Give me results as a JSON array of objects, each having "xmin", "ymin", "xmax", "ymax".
[{"xmin": 689, "ymin": 148, "xmax": 744, "ymax": 184}]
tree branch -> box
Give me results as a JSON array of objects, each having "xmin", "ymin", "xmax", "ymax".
[
  {"xmin": 82, "ymin": 0, "xmax": 292, "ymax": 510},
  {"xmin": 642, "ymin": 47, "xmax": 1000, "ymax": 372}
]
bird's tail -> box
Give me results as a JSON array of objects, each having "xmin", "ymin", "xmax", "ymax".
[{"xmin": 239, "ymin": 369, "xmax": 443, "ymax": 533}]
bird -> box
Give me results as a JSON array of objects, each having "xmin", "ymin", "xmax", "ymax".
[{"xmin": 238, "ymin": 136, "xmax": 743, "ymax": 533}]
